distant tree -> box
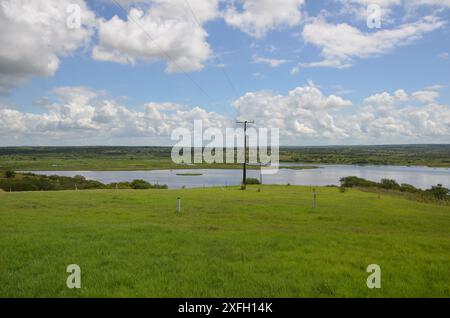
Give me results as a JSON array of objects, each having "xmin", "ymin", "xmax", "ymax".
[
  {"xmin": 340, "ymin": 176, "xmax": 377, "ymax": 188},
  {"xmin": 73, "ymin": 175, "xmax": 86, "ymax": 182},
  {"xmin": 4, "ymin": 170, "xmax": 15, "ymax": 178},
  {"xmin": 427, "ymin": 184, "xmax": 449, "ymax": 201},
  {"xmin": 380, "ymin": 179, "xmax": 400, "ymax": 190},
  {"xmin": 130, "ymin": 179, "xmax": 152, "ymax": 189},
  {"xmin": 399, "ymin": 183, "xmax": 418, "ymax": 193}
]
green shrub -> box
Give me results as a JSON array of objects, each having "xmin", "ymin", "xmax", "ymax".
[
  {"xmin": 0, "ymin": 173, "xmax": 168, "ymax": 192},
  {"xmin": 340, "ymin": 176, "xmax": 449, "ymax": 203},
  {"xmin": 400, "ymin": 183, "xmax": 419, "ymax": 193},
  {"xmin": 4, "ymin": 170, "xmax": 15, "ymax": 178},
  {"xmin": 105, "ymin": 182, "xmax": 132, "ymax": 189},
  {"xmin": 245, "ymin": 178, "xmax": 260, "ymax": 185},
  {"xmin": 340, "ymin": 176, "xmax": 377, "ymax": 188},
  {"xmin": 130, "ymin": 179, "xmax": 152, "ymax": 189},
  {"xmin": 129, "ymin": 179, "xmax": 168, "ymax": 190},
  {"xmin": 380, "ymin": 179, "xmax": 400, "ymax": 190},
  {"xmin": 427, "ymin": 184, "xmax": 449, "ymax": 201},
  {"xmin": 0, "ymin": 177, "xmax": 40, "ymax": 191}
]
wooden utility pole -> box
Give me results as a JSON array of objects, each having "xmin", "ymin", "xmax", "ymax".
[
  {"xmin": 258, "ymin": 163, "xmax": 263, "ymax": 193},
  {"xmin": 236, "ymin": 120, "xmax": 254, "ymax": 186}
]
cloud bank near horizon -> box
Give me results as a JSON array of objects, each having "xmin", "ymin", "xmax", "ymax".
[{"xmin": 1, "ymin": 84, "xmax": 448, "ymax": 146}]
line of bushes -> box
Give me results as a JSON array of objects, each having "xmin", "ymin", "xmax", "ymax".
[
  {"xmin": 340, "ymin": 176, "xmax": 449, "ymax": 202},
  {"xmin": 245, "ymin": 177, "xmax": 260, "ymax": 185},
  {"xmin": 0, "ymin": 171, "xmax": 167, "ymax": 192}
]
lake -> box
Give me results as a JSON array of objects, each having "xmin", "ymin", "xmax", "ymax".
[{"xmin": 29, "ymin": 164, "xmax": 450, "ymax": 189}]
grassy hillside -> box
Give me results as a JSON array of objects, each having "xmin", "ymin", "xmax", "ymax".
[{"xmin": 0, "ymin": 186, "xmax": 449, "ymax": 297}]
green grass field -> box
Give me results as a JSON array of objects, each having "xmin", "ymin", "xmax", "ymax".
[{"xmin": 1, "ymin": 186, "xmax": 449, "ymax": 297}]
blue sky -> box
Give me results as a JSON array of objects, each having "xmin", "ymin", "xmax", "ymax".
[{"xmin": 0, "ymin": 0, "xmax": 449, "ymax": 145}]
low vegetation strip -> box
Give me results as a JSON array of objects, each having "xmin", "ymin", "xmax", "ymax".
[
  {"xmin": 0, "ymin": 185, "xmax": 449, "ymax": 297},
  {"xmin": 340, "ymin": 176, "xmax": 449, "ymax": 203},
  {"xmin": 0, "ymin": 171, "xmax": 167, "ymax": 191}
]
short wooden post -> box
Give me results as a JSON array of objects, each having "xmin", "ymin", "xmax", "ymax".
[
  {"xmin": 313, "ymin": 188, "xmax": 316, "ymax": 209},
  {"xmin": 177, "ymin": 195, "xmax": 181, "ymax": 213}
]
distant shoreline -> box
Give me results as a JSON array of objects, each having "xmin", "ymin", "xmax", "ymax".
[{"xmin": 1, "ymin": 145, "xmax": 449, "ymax": 170}]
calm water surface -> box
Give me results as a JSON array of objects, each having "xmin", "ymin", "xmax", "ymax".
[{"xmin": 30, "ymin": 164, "xmax": 450, "ymax": 189}]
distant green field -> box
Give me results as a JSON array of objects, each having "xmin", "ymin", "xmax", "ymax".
[
  {"xmin": 0, "ymin": 186, "xmax": 449, "ymax": 297},
  {"xmin": 0, "ymin": 145, "xmax": 449, "ymax": 171}
]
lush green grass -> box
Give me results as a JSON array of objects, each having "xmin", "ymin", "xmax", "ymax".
[{"xmin": 0, "ymin": 186, "xmax": 449, "ymax": 297}]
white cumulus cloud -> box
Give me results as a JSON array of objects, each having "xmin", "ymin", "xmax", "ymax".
[
  {"xmin": 233, "ymin": 82, "xmax": 353, "ymax": 140},
  {"xmin": 233, "ymin": 84, "xmax": 450, "ymax": 144},
  {"xmin": 0, "ymin": 0, "xmax": 96, "ymax": 95},
  {"xmin": 252, "ymin": 55, "xmax": 290, "ymax": 67},
  {"xmin": 92, "ymin": 0, "xmax": 220, "ymax": 73},
  {"xmin": 302, "ymin": 15, "xmax": 446, "ymax": 68},
  {"xmin": 223, "ymin": 0, "xmax": 305, "ymax": 38}
]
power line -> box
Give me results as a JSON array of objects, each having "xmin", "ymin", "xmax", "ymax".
[
  {"xmin": 111, "ymin": 0, "xmax": 214, "ymax": 102},
  {"xmin": 183, "ymin": 0, "xmax": 241, "ymax": 99}
]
